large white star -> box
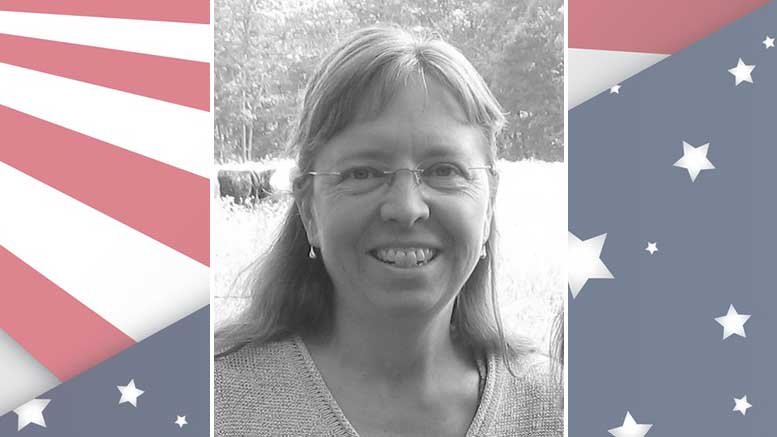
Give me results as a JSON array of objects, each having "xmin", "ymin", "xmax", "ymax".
[
  {"xmin": 610, "ymin": 84, "xmax": 621, "ymax": 94},
  {"xmin": 608, "ymin": 411, "xmax": 653, "ymax": 437},
  {"xmin": 733, "ymin": 395, "xmax": 752, "ymax": 415},
  {"xmin": 13, "ymin": 398, "xmax": 51, "ymax": 431},
  {"xmin": 175, "ymin": 415, "xmax": 188, "ymax": 428},
  {"xmin": 715, "ymin": 305, "xmax": 750, "ymax": 339},
  {"xmin": 728, "ymin": 58, "xmax": 755, "ymax": 85},
  {"xmin": 117, "ymin": 379, "xmax": 144, "ymax": 407},
  {"xmin": 673, "ymin": 141, "xmax": 715, "ymax": 182},
  {"xmin": 763, "ymin": 36, "xmax": 775, "ymax": 49},
  {"xmin": 645, "ymin": 242, "xmax": 658, "ymax": 255},
  {"xmin": 568, "ymin": 231, "xmax": 613, "ymax": 298}
]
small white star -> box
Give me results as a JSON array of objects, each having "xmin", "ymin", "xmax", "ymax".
[
  {"xmin": 568, "ymin": 231, "xmax": 614, "ymax": 298},
  {"xmin": 715, "ymin": 305, "xmax": 751, "ymax": 339},
  {"xmin": 117, "ymin": 379, "xmax": 144, "ymax": 407},
  {"xmin": 728, "ymin": 58, "xmax": 755, "ymax": 85},
  {"xmin": 175, "ymin": 415, "xmax": 188, "ymax": 428},
  {"xmin": 645, "ymin": 242, "xmax": 658, "ymax": 255},
  {"xmin": 673, "ymin": 141, "xmax": 715, "ymax": 182},
  {"xmin": 610, "ymin": 84, "xmax": 621, "ymax": 94},
  {"xmin": 13, "ymin": 398, "xmax": 50, "ymax": 431},
  {"xmin": 763, "ymin": 36, "xmax": 775, "ymax": 49},
  {"xmin": 733, "ymin": 395, "xmax": 752, "ymax": 415},
  {"xmin": 608, "ymin": 411, "xmax": 653, "ymax": 437}
]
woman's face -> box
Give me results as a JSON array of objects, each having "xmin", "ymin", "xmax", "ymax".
[{"xmin": 303, "ymin": 78, "xmax": 494, "ymax": 320}]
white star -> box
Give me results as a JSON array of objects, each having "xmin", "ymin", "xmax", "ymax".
[
  {"xmin": 645, "ymin": 242, "xmax": 658, "ymax": 255},
  {"xmin": 715, "ymin": 305, "xmax": 750, "ymax": 339},
  {"xmin": 610, "ymin": 84, "xmax": 621, "ymax": 94},
  {"xmin": 13, "ymin": 398, "xmax": 50, "ymax": 431},
  {"xmin": 608, "ymin": 411, "xmax": 653, "ymax": 437},
  {"xmin": 175, "ymin": 415, "xmax": 188, "ymax": 428},
  {"xmin": 117, "ymin": 379, "xmax": 144, "ymax": 407},
  {"xmin": 673, "ymin": 141, "xmax": 715, "ymax": 182},
  {"xmin": 733, "ymin": 395, "xmax": 752, "ymax": 415},
  {"xmin": 763, "ymin": 36, "xmax": 775, "ymax": 49},
  {"xmin": 728, "ymin": 58, "xmax": 755, "ymax": 85},
  {"xmin": 568, "ymin": 231, "xmax": 614, "ymax": 298}
]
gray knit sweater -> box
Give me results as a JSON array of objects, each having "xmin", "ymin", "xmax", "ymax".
[{"xmin": 215, "ymin": 337, "xmax": 562, "ymax": 436}]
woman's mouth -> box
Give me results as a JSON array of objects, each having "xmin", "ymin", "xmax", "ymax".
[{"xmin": 370, "ymin": 248, "xmax": 438, "ymax": 268}]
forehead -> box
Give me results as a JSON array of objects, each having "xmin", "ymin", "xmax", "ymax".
[{"xmin": 316, "ymin": 78, "xmax": 488, "ymax": 167}]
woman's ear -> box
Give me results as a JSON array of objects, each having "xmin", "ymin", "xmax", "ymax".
[{"xmin": 296, "ymin": 198, "xmax": 320, "ymax": 247}]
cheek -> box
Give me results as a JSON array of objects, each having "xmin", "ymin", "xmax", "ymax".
[
  {"xmin": 436, "ymin": 193, "xmax": 490, "ymax": 256},
  {"xmin": 313, "ymin": 196, "xmax": 372, "ymax": 251}
]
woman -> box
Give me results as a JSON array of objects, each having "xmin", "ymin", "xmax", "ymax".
[{"xmin": 215, "ymin": 25, "xmax": 562, "ymax": 436}]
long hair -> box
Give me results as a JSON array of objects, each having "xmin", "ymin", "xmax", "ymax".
[{"xmin": 216, "ymin": 25, "xmax": 533, "ymax": 367}]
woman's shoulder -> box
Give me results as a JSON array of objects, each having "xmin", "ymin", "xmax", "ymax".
[
  {"xmin": 214, "ymin": 337, "xmax": 326, "ymax": 436},
  {"xmin": 214, "ymin": 337, "xmax": 302, "ymax": 410},
  {"xmin": 215, "ymin": 336, "xmax": 297, "ymax": 375},
  {"xmin": 490, "ymin": 351, "xmax": 563, "ymax": 436},
  {"xmin": 503, "ymin": 350, "xmax": 562, "ymax": 403}
]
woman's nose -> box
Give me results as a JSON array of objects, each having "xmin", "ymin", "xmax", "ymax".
[{"xmin": 379, "ymin": 171, "xmax": 430, "ymax": 227}]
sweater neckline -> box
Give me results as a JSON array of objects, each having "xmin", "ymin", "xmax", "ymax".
[{"xmin": 291, "ymin": 335, "xmax": 501, "ymax": 437}]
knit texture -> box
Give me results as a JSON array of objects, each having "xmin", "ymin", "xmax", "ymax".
[{"xmin": 215, "ymin": 337, "xmax": 562, "ymax": 436}]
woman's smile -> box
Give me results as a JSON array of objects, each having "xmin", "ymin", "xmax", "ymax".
[
  {"xmin": 370, "ymin": 247, "xmax": 439, "ymax": 268},
  {"xmin": 371, "ymin": 247, "xmax": 439, "ymax": 266}
]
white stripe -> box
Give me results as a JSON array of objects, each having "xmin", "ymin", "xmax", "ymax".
[
  {"xmin": 569, "ymin": 48, "xmax": 668, "ymax": 108},
  {"xmin": 0, "ymin": 63, "xmax": 211, "ymax": 178},
  {"xmin": 0, "ymin": 11, "xmax": 210, "ymax": 63},
  {"xmin": 0, "ymin": 330, "xmax": 60, "ymax": 416},
  {"xmin": 0, "ymin": 163, "xmax": 209, "ymax": 342}
]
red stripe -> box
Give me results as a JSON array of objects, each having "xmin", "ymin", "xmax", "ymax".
[
  {"xmin": 0, "ymin": 0, "xmax": 208, "ymax": 24},
  {"xmin": 569, "ymin": 0, "xmax": 770, "ymax": 54},
  {"xmin": 0, "ymin": 246, "xmax": 136, "ymax": 381},
  {"xmin": 0, "ymin": 33, "xmax": 209, "ymax": 111},
  {"xmin": 0, "ymin": 106, "xmax": 210, "ymax": 267}
]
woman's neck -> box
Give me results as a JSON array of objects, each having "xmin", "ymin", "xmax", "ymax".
[{"xmin": 307, "ymin": 300, "xmax": 473, "ymax": 385}]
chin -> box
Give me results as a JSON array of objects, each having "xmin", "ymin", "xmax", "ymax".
[{"xmin": 367, "ymin": 286, "xmax": 453, "ymax": 319}]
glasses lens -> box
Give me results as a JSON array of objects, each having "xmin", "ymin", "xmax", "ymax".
[
  {"xmin": 422, "ymin": 163, "xmax": 473, "ymax": 190},
  {"xmin": 337, "ymin": 167, "xmax": 387, "ymax": 194}
]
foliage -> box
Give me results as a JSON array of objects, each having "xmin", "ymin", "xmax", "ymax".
[{"xmin": 214, "ymin": 0, "xmax": 564, "ymax": 163}]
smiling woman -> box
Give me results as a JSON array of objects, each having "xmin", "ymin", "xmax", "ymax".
[{"xmin": 214, "ymin": 25, "xmax": 562, "ymax": 437}]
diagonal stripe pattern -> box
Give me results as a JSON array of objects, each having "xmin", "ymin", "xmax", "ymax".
[
  {"xmin": 0, "ymin": 3, "xmax": 210, "ymax": 415},
  {"xmin": 0, "ymin": 34, "xmax": 209, "ymax": 110}
]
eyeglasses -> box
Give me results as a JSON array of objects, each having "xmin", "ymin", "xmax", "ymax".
[{"xmin": 305, "ymin": 163, "xmax": 494, "ymax": 194}]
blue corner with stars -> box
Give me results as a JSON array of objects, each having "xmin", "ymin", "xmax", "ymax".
[
  {"xmin": 0, "ymin": 307, "xmax": 209, "ymax": 435},
  {"xmin": 569, "ymin": 0, "xmax": 777, "ymax": 435}
]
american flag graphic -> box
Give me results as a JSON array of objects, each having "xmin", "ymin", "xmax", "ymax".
[
  {"xmin": 569, "ymin": 0, "xmax": 777, "ymax": 435},
  {"xmin": 0, "ymin": 0, "xmax": 210, "ymax": 432},
  {"xmin": 568, "ymin": 0, "xmax": 771, "ymax": 108}
]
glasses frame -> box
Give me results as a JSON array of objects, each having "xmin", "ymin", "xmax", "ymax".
[{"xmin": 305, "ymin": 165, "xmax": 495, "ymax": 190}]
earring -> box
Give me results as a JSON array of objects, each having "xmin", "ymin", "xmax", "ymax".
[
  {"xmin": 480, "ymin": 245, "xmax": 487, "ymax": 259},
  {"xmin": 309, "ymin": 246, "xmax": 317, "ymax": 259}
]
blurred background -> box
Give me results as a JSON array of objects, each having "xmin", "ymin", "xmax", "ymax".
[
  {"xmin": 213, "ymin": 0, "xmax": 565, "ymax": 351},
  {"xmin": 215, "ymin": 0, "xmax": 563, "ymax": 163}
]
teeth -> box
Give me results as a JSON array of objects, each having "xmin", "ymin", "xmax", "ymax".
[{"xmin": 374, "ymin": 248, "xmax": 437, "ymax": 267}]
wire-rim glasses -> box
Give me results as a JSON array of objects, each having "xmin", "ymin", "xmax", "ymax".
[{"xmin": 304, "ymin": 163, "xmax": 494, "ymax": 194}]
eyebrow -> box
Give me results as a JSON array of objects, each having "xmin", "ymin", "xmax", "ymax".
[
  {"xmin": 333, "ymin": 144, "xmax": 473, "ymax": 167},
  {"xmin": 333, "ymin": 148, "xmax": 394, "ymax": 167}
]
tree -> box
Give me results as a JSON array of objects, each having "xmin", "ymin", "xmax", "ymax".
[{"xmin": 214, "ymin": 0, "xmax": 563, "ymax": 163}]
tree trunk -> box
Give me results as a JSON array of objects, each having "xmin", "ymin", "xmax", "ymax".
[
  {"xmin": 247, "ymin": 124, "xmax": 254, "ymax": 162},
  {"xmin": 241, "ymin": 89, "xmax": 247, "ymax": 162}
]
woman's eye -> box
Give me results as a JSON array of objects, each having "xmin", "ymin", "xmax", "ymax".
[
  {"xmin": 343, "ymin": 167, "xmax": 377, "ymax": 180},
  {"xmin": 427, "ymin": 163, "xmax": 463, "ymax": 177}
]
